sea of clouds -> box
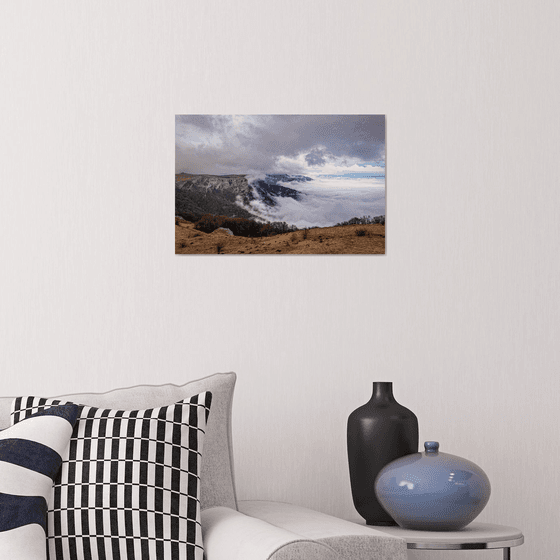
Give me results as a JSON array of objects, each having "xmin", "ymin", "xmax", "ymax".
[{"xmin": 241, "ymin": 176, "xmax": 386, "ymax": 229}]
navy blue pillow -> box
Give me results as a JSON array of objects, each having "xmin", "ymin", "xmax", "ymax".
[{"xmin": 0, "ymin": 404, "xmax": 79, "ymax": 559}]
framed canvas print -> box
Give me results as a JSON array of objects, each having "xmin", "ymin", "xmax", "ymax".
[{"xmin": 175, "ymin": 115, "xmax": 385, "ymax": 254}]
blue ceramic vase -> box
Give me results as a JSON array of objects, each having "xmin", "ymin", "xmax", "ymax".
[{"xmin": 374, "ymin": 441, "xmax": 491, "ymax": 531}]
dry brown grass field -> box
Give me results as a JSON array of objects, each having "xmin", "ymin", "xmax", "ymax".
[{"xmin": 175, "ymin": 219, "xmax": 385, "ymax": 254}]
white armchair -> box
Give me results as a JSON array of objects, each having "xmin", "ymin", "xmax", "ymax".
[{"xmin": 0, "ymin": 372, "xmax": 406, "ymax": 559}]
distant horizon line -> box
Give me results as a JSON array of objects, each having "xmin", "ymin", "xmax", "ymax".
[{"xmin": 176, "ymin": 172, "xmax": 385, "ymax": 178}]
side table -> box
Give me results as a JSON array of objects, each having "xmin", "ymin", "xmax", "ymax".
[{"xmin": 371, "ymin": 522, "xmax": 524, "ymax": 559}]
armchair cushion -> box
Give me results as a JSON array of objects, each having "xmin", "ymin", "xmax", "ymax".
[
  {"xmin": 0, "ymin": 404, "xmax": 79, "ymax": 560},
  {"xmin": 11, "ymin": 392, "xmax": 212, "ymax": 560}
]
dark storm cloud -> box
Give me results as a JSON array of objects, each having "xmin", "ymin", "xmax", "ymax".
[
  {"xmin": 175, "ymin": 115, "xmax": 385, "ymax": 175},
  {"xmin": 304, "ymin": 148, "xmax": 327, "ymax": 166}
]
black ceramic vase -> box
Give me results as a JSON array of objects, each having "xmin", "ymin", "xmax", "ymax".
[{"xmin": 347, "ymin": 382, "xmax": 419, "ymax": 525}]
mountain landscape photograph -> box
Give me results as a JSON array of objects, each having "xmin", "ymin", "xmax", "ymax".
[{"xmin": 175, "ymin": 115, "xmax": 385, "ymax": 254}]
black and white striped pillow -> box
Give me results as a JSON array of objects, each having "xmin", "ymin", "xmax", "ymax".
[
  {"xmin": 1, "ymin": 404, "xmax": 79, "ymax": 560},
  {"xmin": 11, "ymin": 392, "xmax": 212, "ymax": 560}
]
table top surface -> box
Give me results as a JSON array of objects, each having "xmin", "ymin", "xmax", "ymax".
[{"xmin": 371, "ymin": 522, "xmax": 524, "ymax": 550}]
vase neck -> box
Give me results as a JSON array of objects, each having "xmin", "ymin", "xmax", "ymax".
[{"xmin": 370, "ymin": 382, "xmax": 395, "ymax": 403}]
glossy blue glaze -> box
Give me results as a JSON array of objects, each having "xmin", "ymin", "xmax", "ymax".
[{"xmin": 374, "ymin": 441, "xmax": 491, "ymax": 531}]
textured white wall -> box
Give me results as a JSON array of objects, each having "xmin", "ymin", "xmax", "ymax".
[{"xmin": 1, "ymin": 1, "xmax": 558, "ymax": 558}]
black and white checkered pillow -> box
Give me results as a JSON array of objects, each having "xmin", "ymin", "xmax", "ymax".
[{"xmin": 11, "ymin": 392, "xmax": 212, "ymax": 560}]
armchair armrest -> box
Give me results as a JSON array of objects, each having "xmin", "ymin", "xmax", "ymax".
[
  {"xmin": 202, "ymin": 506, "xmax": 338, "ymax": 560},
  {"xmin": 238, "ymin": 500, "xmax": 407, "ymax": 560}
]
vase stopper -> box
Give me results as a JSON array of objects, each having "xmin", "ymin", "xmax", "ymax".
[{"xmin": 424, "ymin": 441, "xmax": 439, "ymax": 453}]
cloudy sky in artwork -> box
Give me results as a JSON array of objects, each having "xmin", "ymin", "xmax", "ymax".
[{"xmin": 175, "ymin": 115, "xmax": 385, "ymax": 178}]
